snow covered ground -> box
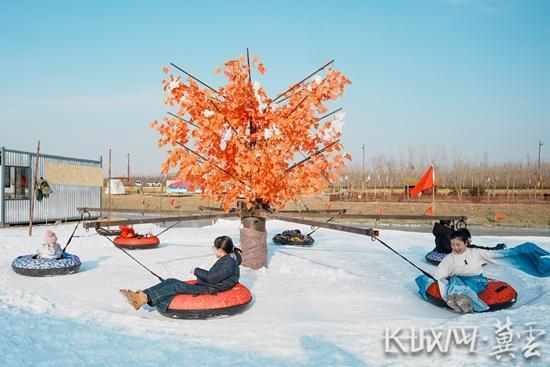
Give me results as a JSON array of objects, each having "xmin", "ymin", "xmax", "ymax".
[{"xmin": 1, "ymin": 219, "xmax": 548, "ymax": 366}]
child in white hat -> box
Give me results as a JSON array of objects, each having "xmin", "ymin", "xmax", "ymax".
[{"xmin": 37, "ymin": 230, "xmax": 63, "ymax": 259}]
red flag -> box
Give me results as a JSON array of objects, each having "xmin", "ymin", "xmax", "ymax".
[
  {"xmin": 169, "ymin": 198, "xmax": 176, "ymax": 206},
  {"xmin": 424, "ymin": 206, "xmax": 433, "ymax": 216},
  {"xmin": 410, "ymin": 165, "xmax": 435, "ymax": 197},
  {"xmin": 495, "ymin": 212, "xmax": 505, "ymax": 222},
  {"xmin": 325, "ymin": 203, "xmax": 333, "ymax": 210}
]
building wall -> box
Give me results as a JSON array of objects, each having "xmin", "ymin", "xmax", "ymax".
[{"xmin": 1, "ymin": 147, "xmax": 102, "ymax": 225}]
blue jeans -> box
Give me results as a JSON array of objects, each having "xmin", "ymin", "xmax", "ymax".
[{"xmin": 143, "ymin": 278, "xmax": 209, "ymax": 312}]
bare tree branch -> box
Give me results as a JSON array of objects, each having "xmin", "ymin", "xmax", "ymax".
[
  {"xmin": 271, "ymin": 59, "xmax": 335, "ymax": 104},
  {"xmin": 170, "ymin": 62, "xmax": 221, "ymax": 96},
  {"xmin": 285, "ymin": 139, "xmax": 341, "ymax": 174},
  {"xmin": 176, "ymin": 142, "xmax": 251, "ymax": 189}
]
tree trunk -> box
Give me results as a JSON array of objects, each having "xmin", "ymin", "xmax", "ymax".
[
  {"xmin": 241, "ymin": 214, "xmax": 266, "ymax": 232},
  {"xmin": 239, "ymin": 204, "xmax": 267, "ymax": 269}
]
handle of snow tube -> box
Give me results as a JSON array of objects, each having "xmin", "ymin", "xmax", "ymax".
[{"xmin": 455, "ymin": 219, "xmax": 467, "ymax": 229}]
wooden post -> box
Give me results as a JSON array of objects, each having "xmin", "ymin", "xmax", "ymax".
[
  {"xmin": 506, "ymin": 177, "xmax": 510, "ymax": 202},
  {"xmin": 159, "ymin": 174, "xmax": 165, "ymax": 213},
  {"xmin": 28, "ymin": 141, "xmax": 40, "ymax": 236},
  {"xmin": 108, "ymin": 149, "xmax": 112, "ymax": 221},
  {"xmin": 460, "ymin": 176, "xmax": 464, "ymax": 202},
  {"xmin": 431, "ymin": 184, "xmax": 435, "ymax": 215}
]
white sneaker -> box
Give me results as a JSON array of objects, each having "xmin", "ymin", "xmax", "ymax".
[
  {"xmin": 446, "ymin": 295, "xmax": 462, "ymax": 312},
  {"xmin": 455, "ymin": 295, "xmax": 473, "ymax": 313}
]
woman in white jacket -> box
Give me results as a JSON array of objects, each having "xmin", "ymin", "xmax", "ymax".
[
  {"xmin": 434, "ymin": 229, "xmax": 496, "ymax": 313},
  {"xmin": 417, "ymin": 229, "xmax": 550, "ymax": 313},
  {"xmin": 37, "ymin": 230, "xmax": 63, "ymax": 260}
]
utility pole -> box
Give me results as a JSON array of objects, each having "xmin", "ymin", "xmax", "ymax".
[
  {"xmin": 124, "ymin": 153, "xmax": 130, "ymax": 184},
  {"xmin": 536, "ymin": 140, "xmax": 544, "ymax": 201},
  {"xmin": 362, "ymin": 144, "xmax": 366, "ymax": 189},
  {"xmin": 537, "ymin": 140, "xmax": 543, "ymax": 187},
  {"xmin": 108, "ymin": 149, "xmax": 112, "ymax": 221}
]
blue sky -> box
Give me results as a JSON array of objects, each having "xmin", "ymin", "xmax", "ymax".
[{"xmin": 0, "ymin": 0, "xmax": 548, "ymax": 175}]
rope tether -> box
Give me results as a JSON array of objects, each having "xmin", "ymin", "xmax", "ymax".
[
  {"xmin": 306, "ymin": 217, "xmax": 335, "ymax": 237},
  {"xmin": 100, "ymin": 234, "xmax": 164, "ymax": 282},
  {"xmin": 370, "ymin": 235, "xmax": 437, "ymax": 282},
  {"xmin": 154, "ymin": 218, "xmax": 187, "ymax": 237},
  {"xmin": 62, "ymin": 211, "xmax": 91, "ymax": 255}
]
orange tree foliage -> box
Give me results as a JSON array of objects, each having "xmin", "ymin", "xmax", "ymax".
[{"xmin": 151, "ymin": 55, "xmax": 351, "ymax": 211}]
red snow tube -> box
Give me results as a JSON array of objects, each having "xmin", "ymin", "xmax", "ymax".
[
  {"xmin": 159, "ymin": 280, "xmax": 253, "ymax": 319},
  {"xmin": 113, "ymin": 235, "xmax": 160, "ymax": 249},
  {"xmin": 426, "ymin": 279, "xmax": 517, "ymax": 312}
]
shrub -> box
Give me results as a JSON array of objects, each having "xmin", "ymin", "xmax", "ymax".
[{"xmin": 469, "ymin": 186, "xmax": 486, "ymax": 196}]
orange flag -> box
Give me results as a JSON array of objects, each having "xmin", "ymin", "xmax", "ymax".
[
  {"xmin": 379, "ymin": 207, "xmax": 384, "ymax": 215},
  {"xmin": 169, "ymin": 198, "xmax": 176, "ymax": 206},
  {"xmin": 495, "ymin": 212, "xmax": 505, "ymax": 222},
  {"xmin": 325, "ymin": 203, "xmax": 333, "ymax": 210},
  {"xmin": 410, "ymin": 165, "xmax": 435, "ymax": 197},
  {"xmin": 424, "ymin": 206, "xmax": 433, "ymax": 216}
]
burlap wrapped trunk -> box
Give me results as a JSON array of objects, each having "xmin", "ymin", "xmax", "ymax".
[{"xmin": 240, "ymin": 227, "xmax": 267, "ymax": 269}]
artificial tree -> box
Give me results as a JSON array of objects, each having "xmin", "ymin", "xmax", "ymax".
[{"xmin": 152, "ymin": 52, "xmax": 351, "ymax": 268}]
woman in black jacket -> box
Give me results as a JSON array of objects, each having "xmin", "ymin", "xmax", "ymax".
[
  {"xmin": 120, "ymin": 236, "xmax": 242, "ymax": 311},
  {"xmin": 432, "ymin": 220, "xmax": 454, "ymax": 254}
]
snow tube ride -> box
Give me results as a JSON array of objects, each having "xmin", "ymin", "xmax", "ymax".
[
  {"xmin": 114, "ymin": 225, "xmax": 160, "ymax": 249},
  {"xmin": 273, "ymin": 230, "xmax": 314, "ymax": 247},
  {"xmin": 113, "ymin": 235, "xmax": 160, "ymax": 249},
  {"xmin": 11, "ymin": 253, "xmax": 81, "ymax": 277},
  {"xmin": 158, "ymin": 281, "xmax": 252, "ymax": 319},
  {"xmin": 425, "ymin": 250, "xmax": 447, "ymax": 265},
  {"xmin": 425, "ymin": 279, "xmax": 517, "ymax": 312}
]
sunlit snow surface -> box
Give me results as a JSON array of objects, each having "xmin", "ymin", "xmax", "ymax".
[{"xmin": 1, "ymin": 219, "xmax": 548, "ymax": 366}]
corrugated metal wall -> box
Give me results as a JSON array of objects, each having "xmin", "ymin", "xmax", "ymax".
[
  {"xmin": 3, "ymin": 149, "xmax": 31, "ymax": 166},
  {"xmin": 0, "ymin": 146, "xmax": 4, "ymax": 223},
  {"xmin": 1, "ymin": 148, "xmax": 102, "ymax": 225}
]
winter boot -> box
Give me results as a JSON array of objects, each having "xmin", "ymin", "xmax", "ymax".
[{"xmin": 119, "ymin": 289, "xmax": 148, "ymax": 310}]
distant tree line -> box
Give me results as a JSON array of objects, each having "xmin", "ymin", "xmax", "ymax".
[
  {"xmin": 340, "ymin": 150, "xmax": 548, "ymax": 193},
  {"xmin": 128, "ymin": 149, "xmax": 549, "ymax": 199}
]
